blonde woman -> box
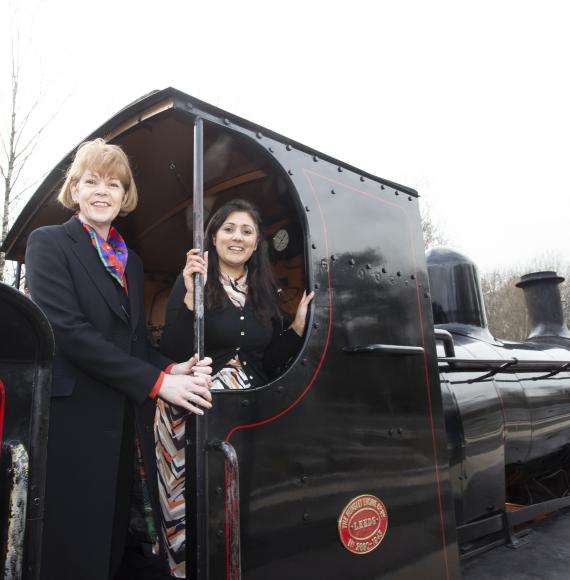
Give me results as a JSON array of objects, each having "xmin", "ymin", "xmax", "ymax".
[{"xmin": 25, "ymin": 139, "xmax": 212, "ymax": 580}]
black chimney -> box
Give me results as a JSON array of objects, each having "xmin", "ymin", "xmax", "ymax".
[{"xmin": 516, "ymin": 271, "xmax": 570, "ymax": 341}]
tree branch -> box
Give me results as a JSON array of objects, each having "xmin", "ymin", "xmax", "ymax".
[
  {"xmin": 8, "ymin": 171, "xmax": 47, "ymax": 205},
  {"xmin": 11, "ymin": 139, "xmax": 41, "ymax": 190},
  {"xmin": 0, "ymin": 132, "xmax": 9, "ymax": 162},
  {"xmin": 14, "ymin": 93, "xmax": 67, "ymax": 163},
  {"xmin": 13, "ymin": 92, "xmax": 43, "ymax": 151}
]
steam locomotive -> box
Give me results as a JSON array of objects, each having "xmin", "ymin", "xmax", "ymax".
[{"xmin": 1, "ymin": 87, "xmax": 569, "ymax": 580}]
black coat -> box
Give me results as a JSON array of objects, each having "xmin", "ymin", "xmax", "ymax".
[
  {"xmin": 25, "ymin": 217, "xmax": 170, "ymax": 580},
  {"xmin": 159, "ymin": 272, "xmax": 302, "ymax": 386}
]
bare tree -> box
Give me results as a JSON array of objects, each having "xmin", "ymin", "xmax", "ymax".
[
  {"xmin": 481, "ymin": 254, "xmax": 570, "ymax": 341},
  {"xmin": 1, "ymin": 35, "xmax": 55, "ymax": 284},
  {"xmin": 420, "ymin": 200, "xmax": 449, "ymax": 249},
  {"xmin": 481, "ymin": 267, "xmax": 528, "ymax": 341}
]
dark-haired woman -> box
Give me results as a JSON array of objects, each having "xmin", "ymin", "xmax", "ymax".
[{"xmin": 156, "ymin": 199, "xmax": 313, "ymax": 577}]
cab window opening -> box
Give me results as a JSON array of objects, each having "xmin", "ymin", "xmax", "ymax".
[{"xmin": 111, "ymin": 113, "xmax": 309, "ymax": 385}]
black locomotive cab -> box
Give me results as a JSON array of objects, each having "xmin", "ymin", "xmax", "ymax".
[{"xmin": 2, "ymin": 88, "xmax": 461, "ymax": 580}]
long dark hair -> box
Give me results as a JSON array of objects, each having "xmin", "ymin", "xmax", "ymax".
[{"xmin": 204, "ymin": 199, "xmax": 281, "ymax": 323}]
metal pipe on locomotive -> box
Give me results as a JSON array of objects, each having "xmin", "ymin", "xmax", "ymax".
[{"xmin": 1, "ymin": 87, "xmax": 570, "ymax": 580}]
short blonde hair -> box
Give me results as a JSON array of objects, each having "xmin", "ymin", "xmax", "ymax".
[{"xmin": 58, "ymin": 138, "xmax": 138, "ymax": 216}]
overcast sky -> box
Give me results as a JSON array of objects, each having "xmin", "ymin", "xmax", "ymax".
[{"xmin": 2, "ymin": 0, "xmax": 568, "ymax": 274}]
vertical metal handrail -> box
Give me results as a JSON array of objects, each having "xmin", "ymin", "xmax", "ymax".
[
  {"xmin": 434, "ymin": 328, "xmax": 456, "ymax": 358},
  {"xmin": 212, "ymin": 441, "xmax": 241, "ymax": 580},
  {"xmin": 187, "ymin": 116, "xmax": 208, "ymax": 580},
  {"xmin": 192, "ymin": 121, "xmax": 205, "ymax": 354},
  {"xmin": 3, "ymin": 442, "xmax": 29, "ymax": 580}
]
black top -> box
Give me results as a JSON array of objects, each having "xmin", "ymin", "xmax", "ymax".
[{"xmin": 160, "ymin": 273, "xmax": 303, "ymax": 387}]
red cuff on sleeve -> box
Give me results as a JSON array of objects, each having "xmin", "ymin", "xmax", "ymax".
[
  {"xmin": 165, "ymin": 363, "xmax": 176, "ymax": 374},
  {"xmin": 149, "ymin": 371, "xmax": 166, "ymax": 399}
]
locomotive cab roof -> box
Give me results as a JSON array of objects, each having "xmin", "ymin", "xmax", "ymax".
[
  {"xmin": 3, "ymin": 87, "xmax": 416, "ymax": 269},
  {"xmin": 3, "ymin": 87, "xmax": 419, "ymax": 328}
]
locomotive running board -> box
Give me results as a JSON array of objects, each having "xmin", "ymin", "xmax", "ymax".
[
  {"xmin": 508, "ymin": 496, "xmax": 570, "ymax": 526},
  {"xmin": 457, "ymin": 495, "xmax": 570, "ymax": 558}
]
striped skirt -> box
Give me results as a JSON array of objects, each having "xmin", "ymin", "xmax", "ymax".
[{"xmin": 154, "ymin": 360, "xmax": 251, "ymax": 577}]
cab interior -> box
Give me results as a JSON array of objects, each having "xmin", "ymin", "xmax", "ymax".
[{"xmin": 108, "ymin": 107, "xmax": 307, "ymax": 347}]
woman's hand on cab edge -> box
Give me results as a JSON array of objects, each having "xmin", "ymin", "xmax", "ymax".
[
  {"xmin": 182, "ymin": 249, "xmax": 208, "ymax": 311},
  {"xmin": 158, "ymin": 373, "xmax": 212, "ymax": 415},
  {"xmin": 290, "ymin": 290, "xmax": 315, "ymax": 336},
  {"xmin": 171, "ymin": 354, "xmax": 213, "ymax": 378}
]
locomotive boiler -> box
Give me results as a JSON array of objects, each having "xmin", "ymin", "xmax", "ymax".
[
  {"xmin": 1, "ymin": 87, "xmax": 569, "ymax": 579},
  {"xmin": 427, "ymin": 248, "xmax": 570, "ymax": 557}
]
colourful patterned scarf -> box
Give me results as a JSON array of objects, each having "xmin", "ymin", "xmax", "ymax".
[{"xmin": 80, "ymin": 220, "xmax": 128, "ymax": 288}]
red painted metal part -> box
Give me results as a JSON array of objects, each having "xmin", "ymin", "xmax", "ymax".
[{"xmin": 0, "ymin": 379, "xmax": 5, "ymax": 453}]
